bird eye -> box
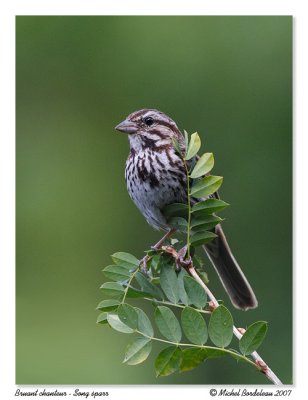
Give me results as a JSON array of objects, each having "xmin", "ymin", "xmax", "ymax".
[{"xmin": 144, "ymin": 116, "xmax": 154, "ymax": 126}]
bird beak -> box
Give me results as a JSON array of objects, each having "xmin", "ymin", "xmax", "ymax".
[{"xmin": 115, "ymin": 119, "xmax": 138, "ymax": 134}]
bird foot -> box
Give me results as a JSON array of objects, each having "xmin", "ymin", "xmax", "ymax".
[
  {"xmin": 140, "ymin": 255, "xmax": 150, "ymax": 275},
  {"xmin": 161, "ymin": 244, "xmax": 192, "ymax": 271}
]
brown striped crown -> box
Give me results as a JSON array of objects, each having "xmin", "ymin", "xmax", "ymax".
[{"xmin": 115, "ymin": 109, "xmax": 184, "ymax": 151}]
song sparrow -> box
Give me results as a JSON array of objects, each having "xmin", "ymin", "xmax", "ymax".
[{"xmin": 115, "ymin": 109, "xmax": 257, "ymax": 310}]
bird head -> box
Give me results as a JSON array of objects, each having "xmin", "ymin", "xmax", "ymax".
[{"xmin": 115, "ymin": 109, "xmax": 184, "ymax": 152}]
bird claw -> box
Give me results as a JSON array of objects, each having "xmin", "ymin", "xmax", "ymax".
[
  {"xmin": 161, "ymin": 244, "xmax": 192, "ymax": 271},
  {"xmin": 175, "ymin": 245, "xmax": 192, "ymax": 270},
  {"xmin": 140, "ymin": 255, "xmax": 150, "ymax": 275},
  {"xmin": 176, "ymin": 255, "xmax": 192, "ymax": 271}
]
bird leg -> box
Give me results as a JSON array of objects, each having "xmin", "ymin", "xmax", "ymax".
[
  {"xmin": 140, "ymin": 229, "xmax": 176, "ymax": 274},
  {"xmin": 151, "ymin": 228, "xmax": 176, "ymax": 250},
  {"xmin": 161, "ymin": 244, "xmax": 191, "ymax": 271}
]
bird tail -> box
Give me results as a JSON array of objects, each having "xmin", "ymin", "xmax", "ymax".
[{"xmin": 203, "ymin": 224, "xmax": 258, "ymax": 310}]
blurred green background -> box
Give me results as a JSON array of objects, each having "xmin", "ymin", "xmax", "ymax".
[{"xmin": 16, "ymin": 16, "xmax": 292, "ymax": 384}]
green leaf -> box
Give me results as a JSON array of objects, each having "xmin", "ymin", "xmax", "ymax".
[
  {"xmin": 163, "ymin": 203, "xmax": 188, "ymax": 220},
  {"xmin": 100, "ymin": 282, "xmax": 125, "ymax": 298},
  {"xmin": 118, "ymin": 303, "xmax": 138, "ymax": 329},
  {"xmin": 193, "ymin": 254, "xmax": 205, "ymax": 270},
  {"xmin": 150, "ymin": 254, "xmax": 161, "ymax": 275},
  {"xmin": 126, "ymin": 286, "xmax": 149, "ymax": 298},
  {"xmin": 96, "ymin": 312, "xmax": 108, "ymax": 324},
  {"xmin": 135, "ymin": 272, "xmax": 164, "ymax": 300},
  {"xmin": 190, "ymin": 176, "xmax": 223, "ymax": 198},
  {"xmin": 123, "ymin": 336, "xmax": 152, "ymax": 365},
  {"xmin": 172, "ymin": 137, "xmax": 182, "ymax": 154},
  {"xmin": 96, "ymin": 299, "xmax": 120, "ymax": 312},
  {"xmin": 160, "ymin": 264, "xmax": 180, "ymax": 304},
  {"xmin": 190, "ymin": 231, "xmax": 217, "ymax": 247},
  {"xmin": 104, "ymin": 264, "xmax": 134, "ymax": 272},
  {"xmin": 151, "ymin": 254, "xmax": 161, "ymax": 267},
  {"xmin": 180, "ymin": 348, "xmax": 207, "ymax": 372},
  {"xmin": 205, "ymin": 348, "xmax": 230, "ymax": 359},
  {"xmin": 185, "ymin": 132, "xmax": 201, "ymax": 160},
  {"xmin": 111, "ymin": 252, "xmax": 139, "ymax": 269},
  {"xmin": 195, "ymin": 270, "xmax": 209, "ymax": 285},
  {"xmin": 135, "ymin": 307, "xmax": 154, "ymax": 337},
  {"xmin": 168, "ymin": 217, "xmax": 188, "ymax": 233},
  {"xmin": 180, "ymin": 348, "xmax": 227, "ymax": 372},
  {"xmin": 183, "ymin": 276, "xmax": 207, "ymax": 308},
  {"xmin": 107, "ymin": 313, "xmax": 134, "ymax": 333},
  {"xmin": 154, "ymin": 306, "xmax": 182, "ymax": 342},
  {"xmin": 177, "ymin": 269, "xmax": 189, "ymax": 305},
  {"xmin": 239, "ymin": 321, "xmax": 268, "ymax": 355},
  {"xmin": 228, "ymin": 349, "xmax": 247, "ymax": 363},
  {"xmin": 155, "ymin": 346, "xmax": 182, "ymax": 377},
  {"xmin": 191, "ymin": 198, "xmax": 230, "ymax": 215},
  {"xmin": 209, "ymin": 305, "xmax": 233, "ymax": 347},
  {"xmin": 181, "ymin": 307, "xmax": 208, "ymax": 345},
  {"xmin": 191, "ymin": 215, "xmax": 223, "ymax": 231},
  {"xmin": 190, "ymin": 153, "xmax": 214, "ymax": 179},
  {"xmin": 183, "ymin": 129, "xmax": 189, "ymax": 150},
  {"xmin": 102, "ymin": 265, "xmax": 131, "ymax": 281}
]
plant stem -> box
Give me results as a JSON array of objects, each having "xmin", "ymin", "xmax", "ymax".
[
  {"xmin": 188, "ymin": 265, "xmax": 283, "ymax": 385},
  {"xmin": 121, "ymin": 268, "xmax": 139, "ymax": 304},
  {"xmin": 135, "ymin": 330, "xmax": 257, "ymax": 370},
  {"xmin": 183, "ymin": 159, "xmax": 192, "ymax": 258},
  {"xmin": 143, "ymin": 297, "xmax": 211, "ymax": 314}
]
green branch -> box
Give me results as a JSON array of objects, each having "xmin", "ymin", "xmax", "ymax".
[
  {"xmin": 183, "ymin": 159, "xmax": 192, "ymax": 259},
  {"xmin": 121, "ymin": 267, "xmax": 140, "ymax": 304},
  {"xmin": 143, "ymin": 297, "xmax": 211, "ymax": 314},
  {"xmin": 135, "ymin": 329, "xmax": 258, "ymax": 370},
  {"xmin": 98, "ymin": 132, "xmax": 283, "ymax": 385}
]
